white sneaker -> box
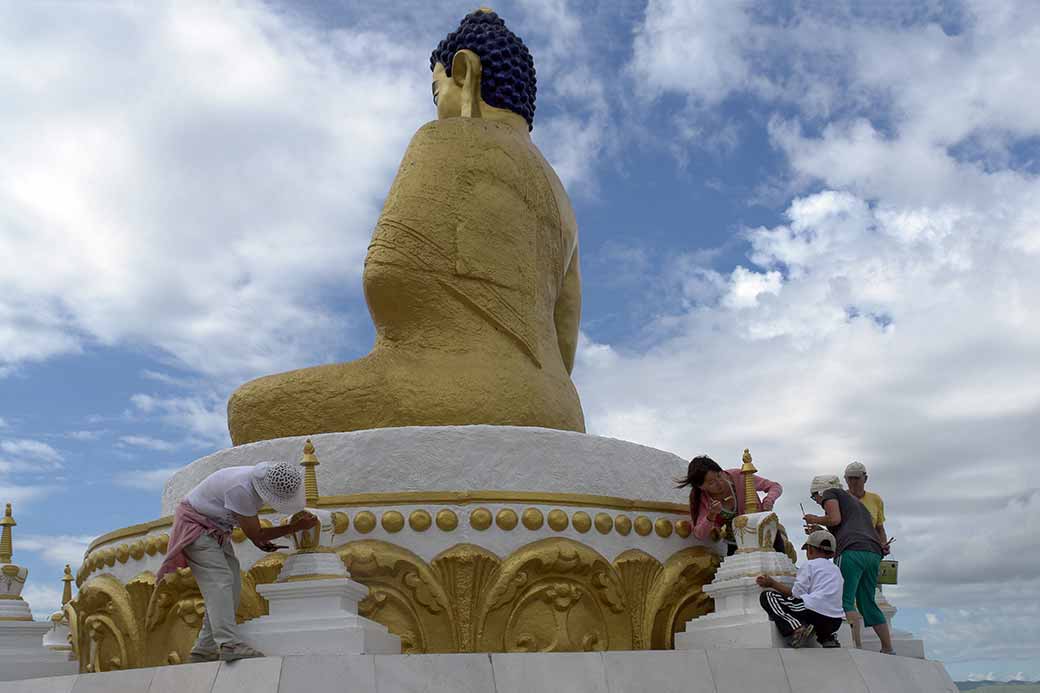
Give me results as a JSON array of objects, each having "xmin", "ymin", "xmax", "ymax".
[{"xmin": 219, "ymin": 642, "xmax": 265, "ymax": 662}]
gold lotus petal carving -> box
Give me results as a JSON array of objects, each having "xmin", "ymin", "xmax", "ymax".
[
  {"xmin": 477, "ymin": 538, "xmax": 631, "ymax": 652},
  {"xmin": 431, "ymin": 543, "xmax": 502, "ymax": 652},
  {"xmin": 612, "ymin": 549, "xmax": 662, "ymax": 650},
  {"xmin": 338, "ymin": 540, "xmax": 452, "ymax": 653},
  {"xmin": 644, "ymin": 546, "xmax": 718, "ymax": 649}
]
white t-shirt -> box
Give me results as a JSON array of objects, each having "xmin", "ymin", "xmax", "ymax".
[
  {"xmin": 791, "ymin": 557, "xmax": 845, "ymax": 618},
  {"xmin": 184, "ymin": 465, "xmax": 263, "ymax": 531}
]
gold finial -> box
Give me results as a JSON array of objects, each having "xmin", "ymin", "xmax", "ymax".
[
  {"xmin": 0, "ymin": 503, "xmax": 15, "ymax": 564},
  {"xmin": 62, "ymin": 564, "xmax": 74, "ymax": 606},
  {"xmin": 740, "ymin": 449, "xmax": 759, "ymax": 514},
  {"xmin": 478, "ymin": 6, "xmax": 494, "ymax": 12},
  {"xmin": 299, "ymin": 439, "xmax": 321, "ymax": 506}
]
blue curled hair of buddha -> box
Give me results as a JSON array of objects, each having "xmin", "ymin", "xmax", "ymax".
[{"xmin": 430, "ymin": 9, "xmax": 537, "ymax": 131}]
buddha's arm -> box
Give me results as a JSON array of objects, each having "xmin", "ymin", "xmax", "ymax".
[{"xmin": 554, "ymin": 245, "xmax": 582, "ymax": 374}]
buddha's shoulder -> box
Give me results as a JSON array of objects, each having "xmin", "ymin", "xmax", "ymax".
[{"xmin": 407, "ymin": 118, "xmax": 539, "ymax": 156}]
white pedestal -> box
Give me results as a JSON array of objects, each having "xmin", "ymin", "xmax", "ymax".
[
  {"xmin": 42, "ymin": 615, "xmax": 73, "ymax": 657},
  {"xmin": 237, "ymin": 550, "xmax": 400, "ymax": 656},
  {"xmin": 0, "ymin": 620, "xmax": 79, "ymax": 681},
  {"xmin": 676, "ymin": 512, "xmax": 800, "ymax": 650}
]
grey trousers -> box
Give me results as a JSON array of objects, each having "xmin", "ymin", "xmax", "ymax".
[{"xmin": 183, "ymin": 533, "xmax": 241, "ymax": 650}]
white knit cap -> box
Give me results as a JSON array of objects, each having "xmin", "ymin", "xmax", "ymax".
[
  {"xmin": 251, "ymin": 462, "xmax": 306, "ymax": 513},
  {"xmin": 809, "ymin": 474, "xmax": 842, "ymax": 495}
]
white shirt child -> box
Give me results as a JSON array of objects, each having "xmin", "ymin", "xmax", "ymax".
[{"xmin": 791, "ymin": 557, "xmax": 845, "ymax": 618}]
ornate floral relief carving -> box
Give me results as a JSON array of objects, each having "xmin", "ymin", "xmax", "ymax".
[
  {"xmin": 75, "ymin": 575, "xmax": 142, "ymax": 673},
  {"xmin": 142, "ymin": 567, "xmax": 204, "ymax": 667},
  {"xmin": 337, "ymin": 540, "xmax": 454, "ymax": 653},
  {"xmin": 477, "ymin": 538, "xmax": 630, "ymax": 652},
  {"xmin": 64, "ymin": 600, "xmax": 81, "ymax": 668},
  {"xmin": 644, "ymin": 547, "xmax": 719, "ymax": 650},
  {"xmin": 125, "ymin": 572, "xmax": 155, "ymax": 640},
  {"xmin": 237, "ymin": 570, "xmax": 267, "ymax": 623},
  {"xmin": 612, "ymin": 549, "xmax": 662, "ymax": 650},
  {"xmin": 431, "ymin": 543, "xmax": 502, "ymax": 652}
]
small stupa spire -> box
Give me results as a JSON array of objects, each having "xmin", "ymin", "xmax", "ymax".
[
  {"xmin": 299, "ymin": 439, "xmax": 321, "ymax": 506},
  {"xmin": 0, "ymin": 503, "xmax": 15, "ymax": 564},
  {"xmin": 61, "ymin": 564, "xmax": 74, "ymax": 606},
  {"xmin": 740, "ymin": 449, "xmax": 759, "ymax": 514}
]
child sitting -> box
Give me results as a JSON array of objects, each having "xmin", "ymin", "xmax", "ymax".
[{"xmin": 756, "ymin": 529, "xmax": 845, "ymax": 648}]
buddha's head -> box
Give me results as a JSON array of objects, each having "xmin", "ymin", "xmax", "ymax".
[{"xmin": 430, "ymin": 8, "xmax": 536, "ymax": 131}]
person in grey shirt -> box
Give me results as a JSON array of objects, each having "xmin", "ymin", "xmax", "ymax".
[{"xmin": 803, "ymin": 474, "xmax": 893, "ymax": 653}]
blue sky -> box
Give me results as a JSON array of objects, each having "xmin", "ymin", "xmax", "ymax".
[{"xmin": 1, "ymin": 0, "xmax": 1039, "ymax": 682}]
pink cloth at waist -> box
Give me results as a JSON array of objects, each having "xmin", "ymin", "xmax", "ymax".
[{"xmin": 156, "ymin": 500, "xmax": 231, "ymax": 582}]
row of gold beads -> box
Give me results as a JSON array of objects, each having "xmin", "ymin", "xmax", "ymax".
[
  {"xmin": 235, "ymin": 508, "xmax": 692, "ymax": 539},
  {"xmin": 81, "ymin": 533, "xmax": 170, "ymax": 577}
]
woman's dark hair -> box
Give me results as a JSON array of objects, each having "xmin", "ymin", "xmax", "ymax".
[
  {"xmin": 430, "ymin": 9, "xmax": 537, "ymax": 131},
  {"xmin": 676, "ymin": 455, "xmax": 723, "ymax": 524}
]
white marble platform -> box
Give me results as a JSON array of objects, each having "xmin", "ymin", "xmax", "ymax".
[
  {"xmin": 0, "ymin": 650, "xmax": 958, "ymax": 692},
  {"xmin": 161, "ymin": 426, "xmax": 691, "ymax": 514}
]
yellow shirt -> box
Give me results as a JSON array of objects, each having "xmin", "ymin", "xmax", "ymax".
[{"xmin": 858, "ymin": 491, "xmax": 886, "ymax": 528}]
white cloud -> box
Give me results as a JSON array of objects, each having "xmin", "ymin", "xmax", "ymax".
[
  {"xmin": 586, "ymin": 1, "xmax": 1040, "ymax": 669},
  {"xmin": 141, "ymin": 370, "xmax": 196, "ymax": 388},
  {"xmin": 0, "ymin": 484, "xmax": 56, "ymax": 507},
  {"xmin": 0, "ymin": 439, "xmax": 63, "ymax": 464},
  {"xmin": 115, "ymin": 467, "xmax": 181, "ymax": 491},
  {"xmin": 118, "ymin": 435, "xmax": 177, "ymax": 452},
  {"xmin": 20, "ymin": 584, "xmax": 64, "ymax": 621},
  {"xmin": 17, "ymin": 534, "xmax": 93, "ymax": 567},
  {"xmin": 65, "ymin": 430, "xmax": 104, "ymax": 441},
  {"xmin": 630, "ymin": 0, "xmax": 752, "ymax": 105},
  {"xmin": 0, "ymin": 0, "xmax": 432, "ymax": 381},
  {"xmin": 0, "ymin": 417, "xmax": 7, "ymax": 428},
  {"xmin": 129, "ymin": 393, "xmax": 228, "ymax": 447}
]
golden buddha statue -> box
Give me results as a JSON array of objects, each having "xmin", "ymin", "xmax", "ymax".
[{"xmin": 228, "ymin": 8, "xmax": 585, "ymax": 444}]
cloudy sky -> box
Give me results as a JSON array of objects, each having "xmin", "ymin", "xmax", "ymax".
[{"xmin": 2, "ymin": 0, "xmax": 1038, "ymax": 681}]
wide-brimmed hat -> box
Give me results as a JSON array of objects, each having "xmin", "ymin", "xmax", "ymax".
[
  {"xmin": 802, "ymin": 529, "xmax": 837, "ymax": 553},
  {"xmin": 251, "ymin": 462, "xmax": 306, "ymax": 513},
  {"xmin": 809, "ymin": 474, "xmax": 841, "ymax": 496}
]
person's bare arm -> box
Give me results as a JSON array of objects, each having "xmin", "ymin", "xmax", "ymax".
[
  {"xmin": 235, "ymin": 512, "xmax": 318, "ymax": 550},
  {"xmin": 756, "ymin": 575, "xmax": 792, "ymax": 596},
  {"xmin": 805, "ymin": 499, "xmax": 842, "ymax": 527},
  {"xmin": 876, "ymin": 522, "xmax": 890, "ymax": 554}
]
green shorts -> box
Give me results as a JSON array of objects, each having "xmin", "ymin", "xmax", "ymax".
[{"xmin": 836, "ymin": 550, "xmax": 887, "ymax": 627}]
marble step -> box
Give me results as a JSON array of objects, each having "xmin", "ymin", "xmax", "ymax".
[{"xmin": 0, "ymin": 649, "xmax": 958, "ymax": 693}]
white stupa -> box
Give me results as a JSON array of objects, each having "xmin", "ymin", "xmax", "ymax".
[{"xmin": 0, "ymin": 504, "xmax": 79, "ymax": 682}]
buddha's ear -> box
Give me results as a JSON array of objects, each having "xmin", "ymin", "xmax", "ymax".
[{"xmin": 451, "ymin": 49, "xmax": 483, "ymax": 119}]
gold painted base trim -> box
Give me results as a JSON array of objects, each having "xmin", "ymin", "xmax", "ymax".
[
  {"xmin": 0, "ymin": 615, "xmax": 33, "ymax": 621},
  {"xmin": 88, "ymin": 490, "xmax": 689, "ymax": 553}
]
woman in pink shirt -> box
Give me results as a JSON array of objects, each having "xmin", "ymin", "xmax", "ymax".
[{"xmin": 676, "ymin": 455, "xmax": 784, "ymax": 555}]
